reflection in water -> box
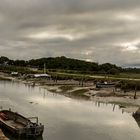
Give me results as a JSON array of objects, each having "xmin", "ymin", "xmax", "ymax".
[
  {"xmin": 94, "ymin": 102, "xmax": 122, "ymax": 114},
  {"xmin": 3, "ymin": 129, "xmax": 43, "ymax": 140},
  {"xmin": 3, "ymin": 130, "xmax": 43, "ymax": 140},
  {"xmin": 0, "ymin": 80, "xmax": 140, "ymax": 140}
]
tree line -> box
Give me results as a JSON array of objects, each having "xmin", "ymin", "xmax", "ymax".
[{"xmin": 0, "ymin": 56, "xmax": 139, "ymax": 74}]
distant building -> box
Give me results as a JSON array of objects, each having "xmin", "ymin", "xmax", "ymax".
[
  {"xmin": 33, "ymin": 74, "xmax": 51, "ymax": 78},
  {"xmin": 11, "ymin": 72, "xmax": 19, "ymax": 76}
]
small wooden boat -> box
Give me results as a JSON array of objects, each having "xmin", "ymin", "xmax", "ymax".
[{"xmin": 0, "ymin": 110, "xmax": 44, "ymax": 137}]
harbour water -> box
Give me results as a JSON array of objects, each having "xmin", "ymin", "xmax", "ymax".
[{"xmin": 0, "ymin": 80, "xmax": 140, "ymax": 140}]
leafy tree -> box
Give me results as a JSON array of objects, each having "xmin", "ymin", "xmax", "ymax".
[
  {"xmin": 108, "ymin": 68, "xmax": 120, "ymax": 75},
  {"xmin": 0, "ymin": 56, "xmax": 9, "ymax": 64},
  {"xmin": 0, "ymin": 55, "xmax": 139, "ymax": 74}
]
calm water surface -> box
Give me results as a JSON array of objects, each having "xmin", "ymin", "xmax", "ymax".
[{"xmin": 0, "ymin": 80, "xmax": 140, "ymax": 140}]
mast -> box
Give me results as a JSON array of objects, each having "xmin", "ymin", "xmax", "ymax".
[{"xmin": 44, "ymin": 63, "xmax": 46, "ymax": 74}]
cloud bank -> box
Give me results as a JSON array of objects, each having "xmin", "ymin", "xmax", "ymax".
[{"xmin": 0, "ymin": 0, "xmax": 140, "ymax": 66}]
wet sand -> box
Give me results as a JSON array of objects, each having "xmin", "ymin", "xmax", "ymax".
[
  {"xmin": 44, "ymin": 85, "xmax": 140, "ymax": 113},
  {"xmin": 0, "ymin": 129, "xmax": 8, "ymax": 140}
]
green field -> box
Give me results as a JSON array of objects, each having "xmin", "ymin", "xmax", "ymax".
[{"xmin": 49, "ymin": 71, "xmax": 140, "ymax": 81}]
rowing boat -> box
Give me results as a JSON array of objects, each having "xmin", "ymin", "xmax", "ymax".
[{"xmin": 0, "ymin": 110, "xmax": 44, "ymax": 137}]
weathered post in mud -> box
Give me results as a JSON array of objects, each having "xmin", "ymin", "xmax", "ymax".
[
  {"xmin": 113, "ymin": 87, "xmax": 116, "ymax": 96},
  {"xmin": 113, "ymin": 104, "xmax": 115, "ymax": 112},
  {"xmin": 54, "ymin": 74, "xmax": 57, "ymax": 83},
  {"xmin": 81, "ymin": 79, "xmax": 83, "ymax": 87},
  {"xmin": 134, "ymin": 85, "xmax": 137, "ymax": 99},
  {"xmin": 53, "ymin": 74, "xmax": 57, "ymax": 84}
]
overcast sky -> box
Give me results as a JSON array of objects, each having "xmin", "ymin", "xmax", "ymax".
[{"xmin": 0, "ymin": 0, "xmax": 140, "ymax": 67}]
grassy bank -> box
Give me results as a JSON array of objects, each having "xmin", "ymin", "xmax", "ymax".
[{"xmin": 49, "ymin": 71, "xmax": 140, "ymax": 81}]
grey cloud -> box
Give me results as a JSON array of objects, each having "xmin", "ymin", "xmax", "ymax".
[{"xmin": 0, "ymin": 0, "xmax": 140, "ymax": 66}]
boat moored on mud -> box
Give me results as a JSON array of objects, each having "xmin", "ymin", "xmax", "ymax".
[
  {"xmin": 0, "ymin": 109, "xmax": 44, "ymax": 138},
  {"xmin": 96, "ymin": 82, "xmax": 115, "ymax": 88}
]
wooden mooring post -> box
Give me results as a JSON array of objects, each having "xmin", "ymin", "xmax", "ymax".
[{"xmin": 134, "ymin": 85, "xmax": 137, "ymax": 99}]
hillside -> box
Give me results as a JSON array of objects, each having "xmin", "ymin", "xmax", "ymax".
[{"xmin": 0, "ymin": 56, "xmax": 139, "ymax": 75}]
